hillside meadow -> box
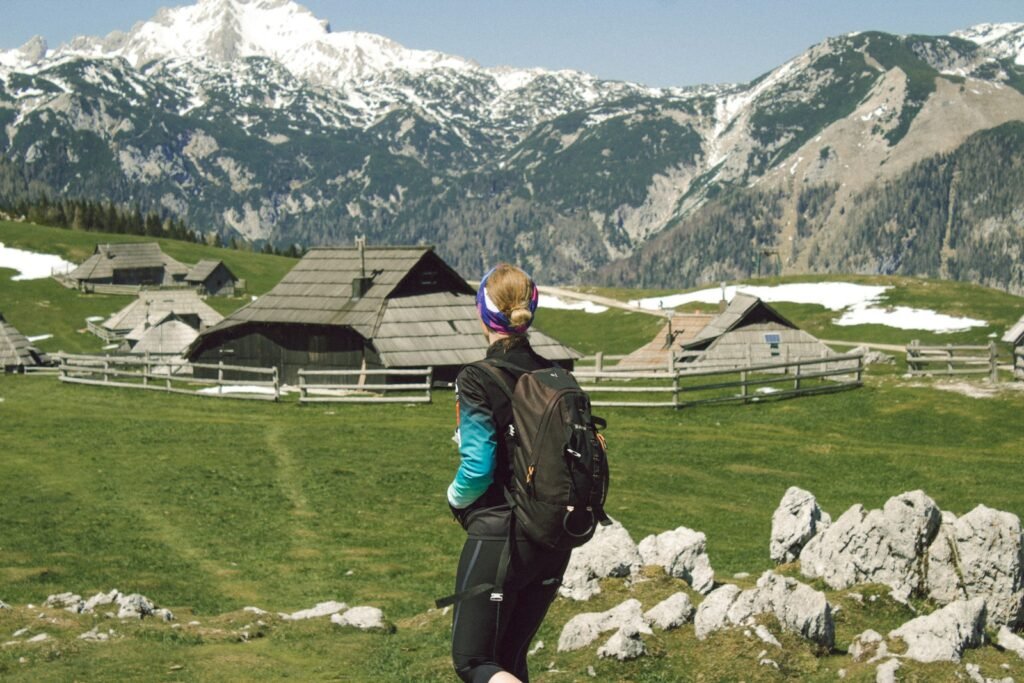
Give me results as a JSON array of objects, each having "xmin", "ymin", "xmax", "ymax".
[{"xmin": 1, "ymin": 221, "xmax": 1024, "ymax": 681}]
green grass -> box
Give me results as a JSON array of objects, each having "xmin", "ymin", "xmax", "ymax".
[{"xmin": 1, "ymin": 370, "xmax": 1022, "ymax": 680}]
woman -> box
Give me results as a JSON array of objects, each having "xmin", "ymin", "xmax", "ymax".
[{"xmin": 446, "ymin": 263, "xmax": 571, "ymax": 683}]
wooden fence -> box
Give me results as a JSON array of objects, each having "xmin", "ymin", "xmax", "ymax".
[
  {"xmin": 58, "ymin": 354, "xmax": 280, "ymax": 401},
  {"xmin": 905, "ymin": 341, "xmax": 999, "ymax": 381},
  {"xmin": 1015, "ymin": 345, "xmax": 1024, "ymax": 380},
  {"xmin": 297, "ymin": 367, "xmax": 433, "ymax": 404},
  {"xmin": 573, "ymin": 352, "xmax": 864, "ymax": 409},
  {"xmin": 85, "ymin": 319, "xmax": 122, "ymax": 343}
]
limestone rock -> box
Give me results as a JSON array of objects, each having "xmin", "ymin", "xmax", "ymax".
[
  {"xmin": 0, "ymin": 599, "xmax": 10, "ymax": 609},
  {"xmin": 799, "ymin": 490, "xmax": 941, "ymax": 601},
  {"xmin": 557, "ymin": 598, "xmax": 651, "ymax": 652},
  {"xmin": 875, "ymin": 658, "xmax": 901, "ymax": 683},
  {"xmin": 78, "ymin": 627, "xmax": 115, "ymax": 642},
  {"xmin": 996, "ymin": 624, "xmax": 1024, "ymax": 660},
  {"xmin": 637, "ymin": 526, "xmax": 715, "ymax": 594},
  {"xmin": 695, "ymin": 573, "xmax": 834, "ymax": 648},
  {"xmin": 597, "ymin": 626, "xmax": 646, "ymax": 661},
  {"xmin": 643, "ymin": 592, "xmax": 694, "ymax": 631},
  {"xmin": 694, "ymin": 584, "xmax": 742, "ymax": 640},
  {"xmin": 283, "ymin": 601, "xmax": 347, "ymax": 621},
  {"xmin": 330, "ymin": 606, "xmax": 385, "ymax": 630},
  {"xmin": 848, "ymin": 629, "xmax": 888, "ymax": 663},
  {"xmin": 116, "ymin": 593, "xmax": 155, "ymax": 619},
  {"xmin": 83, "ymin": 590, "xmax": 120, "ymax": 613},
  {"xmin": 45, "ymin": 592, "xmax": 84, "ymax": 613},
  {"xmin": 770, "ymin": 486, "xmax": 831, "ymax": 564},
  {"xmin": 927, "ymin": 505, "xmax": 1023, "ymax": 628},
  {"xmin": 560, "ymin": 519, "xmax": 642, "ymax": 601},
  {"xmin": 889, "ymin": 598, "xmax": 987, "ymax": 663}
]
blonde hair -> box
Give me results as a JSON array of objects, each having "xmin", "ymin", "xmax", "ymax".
[{"xmin": 486, "ymin": 263, "xmax": 534, "ymax": 331}]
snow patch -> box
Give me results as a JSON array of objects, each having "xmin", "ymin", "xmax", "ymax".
[
  {"xmin": 0, "ymin": 242, "xmax": 76, "ymax": 280},
  {"xmin": 630, "ymin": 283, "xmax": 986, "ymax": 333},
  {"xmin": 539, "ymin": 294, "xmax": 608, "ymax": 314}
]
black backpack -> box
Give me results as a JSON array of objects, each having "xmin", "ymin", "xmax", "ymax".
[
  {"xmin": 436, "ymin": 358, "xmax": 610, "ymax": 608},
  {"xmin": 480, "ymin": 359, "xmax": 610, "ymax": 550}
]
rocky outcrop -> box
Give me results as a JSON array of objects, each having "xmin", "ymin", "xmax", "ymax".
[
  {"xmin": 770, "ymin": 486, "xmax": 831, "ymax": 564},
  {"xmin": 693, "ymin": 572, "xmax": 834, "ymax": 648},
  {"xmin": 44, "ymin": 590, "xmax": 173, "ymax": 621},
  {"xmin": 889, "ymin": 598, "xmax": 987, "ymax": 663},
  {"xmin": 281, "ymin": 601, "xmax": 348, "ymax": 621},
  {"xmin": 557, "ymin": 599, "xmax": 651, "ymax": 653},
  {"xmin": 643, "ymin": 592, "xmax": 694, "ymax": 631},
  {"xmin": 560, "ymin": 519, "xmax": 643, "ymax": 601},
  {"xmin": 927, "ymin": 505, "xmax": 1024, "ymax": 628},
  {"xmin": 799, "ymin": 490, "xmax": 942, "ymax": 601},
  {"xmin": 637, "ymin": 526, "xmax": 715, "ymax": 594},
  {"xmin": 330, "ymin": 606, "xmax": 386, "ymax": 630}
]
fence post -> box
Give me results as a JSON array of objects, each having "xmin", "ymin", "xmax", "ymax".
[
  {"xmin": 426, "ymin": 366, "xmax": 434, "ymax": 404},
  {"xmin": 794, "ymin": 360, "xmax": 802, "ymax": 390},
  {"xmin": 989, "ymin": 341, "xmax": 998, "ymax": 383},
  {"xmin": 907, "ymin": 340, "xmax": 918, "ymax": 374},
  {"xmin": 299, "ymin": 370, "xmax": 306, "ymax": 401},
  {"xmin": 103, "ymin": 358, "xmax": 110, "ymax": 385},
  {"xmin": 741, "ymin": 369, "xmax": 748, "ymax": 401},
  {"xmin": 595, "ymin": 352, "xmax": 603, "ymax": 383},
  {"xmin": 856, "ymin": 353, "xmax": 864, "ymax": 384},
  {"xmin": 218, "ymin": 360, "xmax": 224, "ymax": 392},
  {"xmin": 143, "ymin": 352, "xmax": 150, "ymax": 387},
  {"xmin": 946, "ymin": 344, "xmax": 954, "ymax": 375},
  {"xmin": 672, "ymin": 368, "xmax": 680, "ymax": 410},
  {"xmin": 273, "ymin": 367, "xmax": 280, "ymax": 401}
]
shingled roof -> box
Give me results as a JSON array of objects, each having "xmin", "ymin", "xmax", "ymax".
[
  {"xmin": 0, "ymin": 313, "xmax": 39, "ymax": 368},
  {"xmin": 104, "ymin": 290, "xmax": 223, "ymax": 334},
  {"xmin": 185, "ymin": 259, "xmax": 230, "ymax": 283},
  {"xmin": 680, "ymin": 293, "xmax": 797, "ymax": 350},
  {"xmin": 69, "ymin": 243, "xmax": 189, "ymax": 282},
  {"xmin": 194, "ymin": 246, "xmax": 580, "ymax": 366}
]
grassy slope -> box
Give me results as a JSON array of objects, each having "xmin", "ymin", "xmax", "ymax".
[{"xmin": 1, "ymin": 222, "xmax": 1024, "ymax": 680}]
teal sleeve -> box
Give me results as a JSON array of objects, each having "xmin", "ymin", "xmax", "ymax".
[{"xmin": 446, "ymin": 378, "xmax": 497, "ymax": 508}]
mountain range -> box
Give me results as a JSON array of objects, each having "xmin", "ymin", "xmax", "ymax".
[{"xmin": 1, "ymin": 0, "xmax": 1023, "ymax": 293}]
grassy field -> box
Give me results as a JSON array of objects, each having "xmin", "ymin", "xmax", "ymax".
[{"xmin": 2, "ymin": 222, "xmax": 1024, "ymax": 680}]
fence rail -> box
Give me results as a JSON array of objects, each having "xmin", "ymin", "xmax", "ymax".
[
  {"xmin": 85, "ymin": 319, "xmax": 122, "ymax": 343},
  {"xmin": 58, "ymin": 354, "xmax": 280, "ymax": 401},
  {"xmin": 573, "ymin": 353, "xmax": 864, "ymax": 409},
  {"xmin": 905, "ymin": 341, "xmax": 999, "ymax": 381},
  {"xmin": 297, "ymin": 367, "xmax": 433, "ymax": 404}
]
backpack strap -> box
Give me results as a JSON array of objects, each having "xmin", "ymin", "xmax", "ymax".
[{"xmin": 433, "ymin": 511, "xmax": 517, "ymax": 609}]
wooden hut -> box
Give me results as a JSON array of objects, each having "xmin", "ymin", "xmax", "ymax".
[
  {"xmin": 1004, "ymin": 315, "xmax": 1024, "ymax": 379},
  {"xmin": 0, "ymin": 313, "xmax": 50, "ymax": 372},
  {"xmin": 101, "ymin": 290, "xmax": 223, "ymax": 340},
  {"xmin": 68, "ymin": 243, "xmax": 190, "ymax": 289},
  {"xmin": 127, "ymin": 313, "xmax": 200, "ymax": 356},
  {"xmin": 617, "ymin": 312, "xmax": 717, "ymax": 370},
  {"xmin": 677, "ymin": 293, "xmax": 837, "ymax": 370},
  {"xmin": 186, "ymin": 245, "xmax": 580, "ymax": 385},
  {"xmin": 185, "ymin": 260, "xmax": 237, "ymax": 296}
]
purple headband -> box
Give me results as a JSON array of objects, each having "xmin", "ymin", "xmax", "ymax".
[{"xmin": 476, "ymin": 266, "xmax": 539, "ymax": 335}]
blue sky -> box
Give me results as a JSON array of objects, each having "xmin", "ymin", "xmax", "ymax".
[{"xmin": 2, "ymin": 0, "xmax": 1022, "ymax": 87}]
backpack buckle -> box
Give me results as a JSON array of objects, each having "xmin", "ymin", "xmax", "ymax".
[{"xmin": 489, "ymin": 592, "xmax": 504, "ymax": 602}]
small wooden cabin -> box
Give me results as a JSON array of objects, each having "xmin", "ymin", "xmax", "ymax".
[
  {"xmin": 678, "ymin": 293, "xmax": 838, "ymax": 370},
  {"xmin": 186, "ymin": 245, "xmax": 580, "ymax": 385},
  {"xmin": 68, "ymin": 243, "xmax": 190, "ymax": 288},
  {"xmin": 185, "ymin": 260, "xmax": 237, "ymax": 296},
  {"xmin": 0, "ymin": 313, "xmax": 50, "ymax": 372},
  {"xmin": 101, "ymin": 290, "xmax": 223, "ymax": 340},
  {"xmin": 1004, "ymin": 315, "xmax": 1024, "ymax": 379}
]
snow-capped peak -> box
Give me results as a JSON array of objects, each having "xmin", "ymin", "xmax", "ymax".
[
  {"xmin": 951, "ymin": 23, "xmax": 1024, "ymax": 65},
  {"xmin": 52, "ymin": 0, "xmax": 478, "ymax": 86}
]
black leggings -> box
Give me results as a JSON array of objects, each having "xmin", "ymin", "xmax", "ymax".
[{"xmin": 451, "ymin": 533, "xmax": 571, "ymax": 683}]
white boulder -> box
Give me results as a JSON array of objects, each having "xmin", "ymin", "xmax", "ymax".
[
  {"xmin": 643, "ymin": 592, "xmax": 694, "ymax": 631},
  {"xmin": 889, "ymin": 598, "xmax": 987, "ymax": 663},
  {"xmin": 770, "ymin": 486, "xmax": 831, "ymax": 564},
  {"xmin": 282, "ymin": 601, "xmax": 348, "ymax": 621},
  {"xmin": 799, "ymin": 490, "xmax": 941, "ymax": 601},
  {"xmin": 330, "ymin": 606, "xmax": 385, "ymax": 630},
  {"xmin": 848, "ymin": 629, "xmax": 887, "ymax": 663},
  {"xmin": 927, "ymin": 505, "xmax": 1023, "ymax": 628},
  {"xmin": 557, "ymin": 598, "xmax": 651, "ymax": 652},
  {"xmin": 694, "ymin": 584, "xmax": 742, "ymax": 640},
  {"xmin": 996, "ymin": 624, "xmax": 1024, "ymax": 660},
  {"xmin": 637, "ymin": 526, "xmax": 715, "ymax": 594},
  {"xmin": 560, "ymin": 519, "xmax": 642, "ymax": 601},
  {"xmin": 597, "ymin": 626, "xmax": 646, "ymax": 661},
  {"xmin": 116, "ymin": 593, "xmax": 156, "ymax": 619}
]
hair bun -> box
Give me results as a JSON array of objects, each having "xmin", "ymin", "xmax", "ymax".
[{"xmin": 509, "ymin": 307, "xmax": 533, "ymax": 328}]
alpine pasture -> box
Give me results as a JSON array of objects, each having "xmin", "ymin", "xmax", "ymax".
[{"xmin": 2, "ymin": 221, "xmax": 1023, "ymax": 681}]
